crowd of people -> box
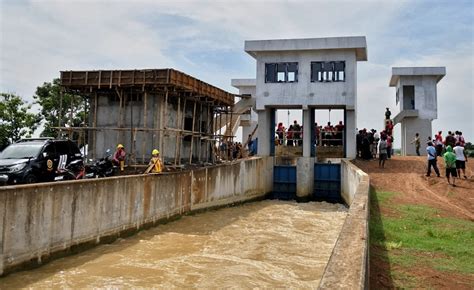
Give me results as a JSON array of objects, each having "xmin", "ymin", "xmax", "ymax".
[
  {"xmin": 316, "ymin": 121, "xmax": 345, "ymax": 146},
  {"xmin": 275, "ymin": 120, "xmax": 345, "ymax": 147},
  {"xmin": 276, "ymin": 120, "xmax": 303, "ymax": 146},
  {"xmin": 425, "ymin": 130, "xmax": 468, "ymax": 186},
  {"xmin": 357, "ymin": 108, "xmax": 469, "ymax": 186},
  {"xmin": 219, "ymin": 141, "xmax": 244, "ymax": 160},
  {"xmin": 357, "ymin": 109, "xmax": 395, "ymax": 168}
]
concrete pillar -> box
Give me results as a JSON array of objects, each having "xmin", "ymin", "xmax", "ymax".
[
  {"xmin": 303, "ymin": 109, "xmax": 311, "ymax": 157},
  {"xmin": 257, "ymin": 108, "xmax": 271, "ymax": 156},
  {"xmin": 346, "ymin": 109, "xmax": 356, "ymax": 159},
  {"xmin": 401, "ymin": 118, "xmax": 431, "ymax": 156},
  {"xmin": 296, "ymin": 157, "xmax": 314, "ymax": 201}
]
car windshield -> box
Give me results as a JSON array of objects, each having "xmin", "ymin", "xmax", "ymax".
[{"xmin": 0, "ymin": 143, "xmax": 43, "ymax": 159}]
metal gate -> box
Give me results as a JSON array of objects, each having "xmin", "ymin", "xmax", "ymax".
[
  {"xmin": 314, "ymin": 163, "xmax": 341, "ymax": 201},
  {"xmin": 273, "ymin": 165, "xmax": 297, "ymax": 200}
]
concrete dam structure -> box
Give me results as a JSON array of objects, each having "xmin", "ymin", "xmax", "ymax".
[
  {"xmin": 0, "ymin": 36, "xmax": 373, "ymax": 288},
  {"xmin": 0, "ymin": 157, "xmax": 369, "ymax": 288}
]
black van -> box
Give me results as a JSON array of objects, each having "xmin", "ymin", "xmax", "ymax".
[{"xmin": 0, "ymin": 138, "xmax": 82, "ymax": 185}]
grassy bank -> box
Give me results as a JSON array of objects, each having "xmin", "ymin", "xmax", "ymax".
[{"xmin": 370, "ymin": 189, "xmax": 474, "ymax": 288}]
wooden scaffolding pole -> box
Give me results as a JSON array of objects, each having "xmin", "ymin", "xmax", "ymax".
[
  {"xmin": 225, "ymin": 107, "xmax": 229, "ymax": 159},
  {"xmin": 174, "ymin": 97, "xmax": 181, "ymax": 165},
  {"xmin": 116, "ymin": 88, "xmax": 123, "ymax": 145},
  {"xmin": 52, "ymin": 126, "xmax": 211, "ymax": 134},
  {"xmin": 58, "ymin": 89, "xmax": 63, "ymax": 138},
  {"xmin": 93, "ymin": 91, "xmax": 98, "ymax": 160},
  {"xmin": 142, "ymin": 91, "xmax": 148, "ymax": 163},
  {"xmin": 83, "ymin": 96, "xmax": 89, "ymax": 159},
  {"xmin": 176, "ymin": 98, "xmax": 186, "ymax": 165},
  {"xmin": 68, "ymin": 93, "xmax": 74, "ymax": 139},
  {"xmin": 198, "ymin": 102, "xmax": 203, "ymax": 163},
  {"xmin": 230, "ymin": 108, "xmax": 234, "ymax": 145},
  {"xmin": 189, "ymin": 100, "xmax": 197, "ymax": 164},
  {"xmin": 206, "ymin": 104, "xmax": 211, "ymax": 162},
  {"xmin": 129, "ymin": 91, "xmax": 135, "ymax": 166},
  {"xmin": 219, "ymin": 110, "xmax": 223, "ymax": 159},
  {"xmin": 160, "ymin": 90, "xmax": 168, "ymax": 162}
]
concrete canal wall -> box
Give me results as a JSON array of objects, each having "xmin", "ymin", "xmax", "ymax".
[
  {"xmin": 0, "ymin": 157, "xmax": 273, "ymax": 276},
  {"xmin": 319, "ymin": 159, "xmax": 370, "ymax": 289}
]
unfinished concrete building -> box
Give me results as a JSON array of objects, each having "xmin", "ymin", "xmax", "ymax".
[
  {"xmin": 59, "ymin": 69, "xmax": 234, "ymax": 165},
  {"xmin": 389, "ymin": 67, "xmax": 446, "ymax": 156}
]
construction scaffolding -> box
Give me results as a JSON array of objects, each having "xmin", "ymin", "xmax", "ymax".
[{"xmin": 57, "ymin": 69, "xmax": 236, "ymax": 168}]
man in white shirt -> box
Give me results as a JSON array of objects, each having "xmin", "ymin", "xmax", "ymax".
[
  {"xmin": 453, "ymin": 142, "xmax": 468, "ymax": 179},
  {"xmin": 426, "ymin": 142, "xmax": 440, "ymax": 177},
  {"xmin": 378, "ymin": 136, "xmax": 388, "ymax": 169}
]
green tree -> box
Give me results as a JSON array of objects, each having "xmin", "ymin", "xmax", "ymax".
[
  {"xmin": 0, "ymin": 125, "xmax": 9, "ymax": 151},
  {"xmin": 33, "ymin": 78, "xmax": 87, "ymax": 138},
  {"xmin": 0, "ymin": 93, "xmax": 41, "ymax": 147}
]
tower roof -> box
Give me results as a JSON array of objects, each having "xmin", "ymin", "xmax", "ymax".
[
  {"xmin": 389, "ymin": 67, "xmax": 446, "ymax": 87},
  {"xmin": 244, "ymin": 36, "xmax": 368, "ymax": 61}
]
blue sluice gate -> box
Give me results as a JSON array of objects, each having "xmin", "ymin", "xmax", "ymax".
[
  {"xmin": 272, "ymin": 163, "xmax": 341, "ymax": 202},
  {"xmin": 272, "ymin": 165, "xmax": 297, "ymax": 200},
  {"xmin": 314, "ymin": 163, "xmax": 341, "ymax": 202}
]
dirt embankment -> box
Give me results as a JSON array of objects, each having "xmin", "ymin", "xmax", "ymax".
[
  {"xmin": 353, "ymin": 156, "xmax": 474, "ymax": 221},
  {"xmin": 354, "ymin": 156, "xmax": 474, "ymax": 289}
]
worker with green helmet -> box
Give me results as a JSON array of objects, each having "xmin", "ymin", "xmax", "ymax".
[
  {"xmin": 113, "ymin": 144, "xmax": 126, "ymax": 172},
  {"xmin": 147, "ymin": 149, "xmax": 163, "ymax": 173}
]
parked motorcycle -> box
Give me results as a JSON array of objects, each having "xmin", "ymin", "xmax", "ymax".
[
  {"xmin": 54, "ymin": 159, "xmax": 85, "ymax": 181},
  {"xmin": 85, "ymin": 149, "xmax": 116, "ymax": 178}
]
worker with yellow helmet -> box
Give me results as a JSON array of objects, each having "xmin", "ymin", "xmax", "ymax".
[
  {"xmin": 147, "ymin": 149, "xmax": 163, "ymax": 173},
  {"xmin": 113, "ymin": 144, "xmax": 126, "ymax": 172}
]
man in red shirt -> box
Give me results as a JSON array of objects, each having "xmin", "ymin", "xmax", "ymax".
[
  {"xmin": 435, "ymin": 131, "xmax": 443, "ymax": 156},
  {"xmin": 335, "ymin": 121, "xmax": 344, "ymax": 146},
  {"xmin": 113, "ymin": 144, "xmax": 126, "ymax": 172}
]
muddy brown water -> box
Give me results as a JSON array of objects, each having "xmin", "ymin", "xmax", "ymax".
[{"xmin": 0, "ymin": 200, "xmax": 347, "ymax": 288}]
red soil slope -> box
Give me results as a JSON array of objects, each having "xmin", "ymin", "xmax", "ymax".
[
  {"xmin": 353, "ymin": 156, "xmax": 473, "ymax": 221},
  {"xmin": 354, "ymin": 156, "xmax": 473, "ymax": 289}
]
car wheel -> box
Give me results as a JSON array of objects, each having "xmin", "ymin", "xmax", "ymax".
[{"xmin": 24, "ymin": 174, "xmax": 38, "ymax": 184}]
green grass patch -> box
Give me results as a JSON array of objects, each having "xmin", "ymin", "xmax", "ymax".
[{"xmin": 370, "ymin": 188, "xmax": 474, "ymax": 279}]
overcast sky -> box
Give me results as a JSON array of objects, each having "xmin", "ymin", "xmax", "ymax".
[{"xmin": 1, "ymin": 0, "xmax": 473, "ymax": 146}]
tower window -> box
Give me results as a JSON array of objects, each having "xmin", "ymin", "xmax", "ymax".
[
  {"xmin": 265, "ymin": 62, "xmax": 298, "ymax": 83},
  {"xmin": 311, "ymin": 61, "xmax": 345, "ymax": 82}
]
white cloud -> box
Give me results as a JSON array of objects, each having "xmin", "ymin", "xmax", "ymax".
[{"xmin": 0, "ymin": 0, "xmax": 472, "ymax": 145}]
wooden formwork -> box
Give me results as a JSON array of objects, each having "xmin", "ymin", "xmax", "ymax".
[
  {"xmin": 60, "ymin": 69, "xmax": 234, "ymax": 106},
  {"xmin": 57, "ymin": 68, "xmax": 236, "ymax": 167}
]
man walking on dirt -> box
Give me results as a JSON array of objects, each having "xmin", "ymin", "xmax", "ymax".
[
  {"xmin": 443, "ymin": 145, "xmax": 457, "ymax": 187},
  {"xmin": 378, "ymin": 136, "xmax": 388, "ymax": 168},
  {"xmin": 426, "ymin": 141, "xmax": 440, "ymax": 177},
  {"xmin": 453, "ymin": 142, "xmax": 468, "ymax": 179}
]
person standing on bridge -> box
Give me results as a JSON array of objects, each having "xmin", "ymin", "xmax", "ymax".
[
  {"xmin": 443, "ymin": 145, "xmax": 457, "ymax": 187},
  {"xmin": 426, "ymin": 141, "xmax": 440, "ymax": 177},
  {"xmin": 385, "ymin": 107, "xmax": 391, "ymax": 120},
  {"xmin": 293, "ymin": 120, "xmax": 302, "ymax": 146},
  {"xmin": 113, "ymin": 144, "xmax": 126, "ymax": 173}
]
